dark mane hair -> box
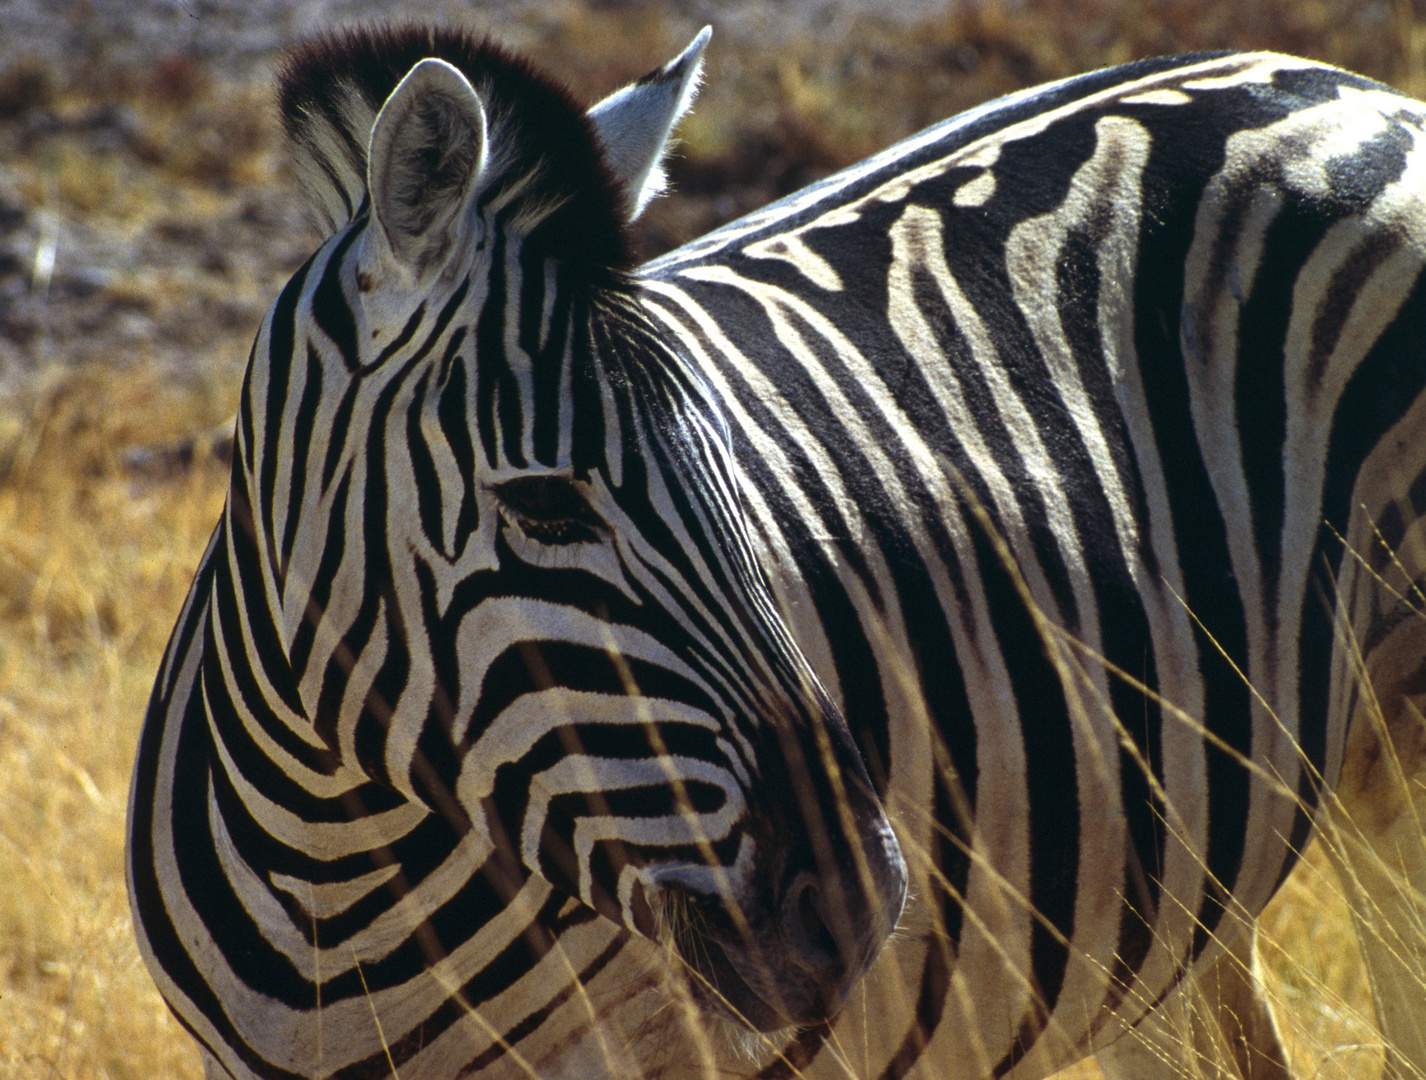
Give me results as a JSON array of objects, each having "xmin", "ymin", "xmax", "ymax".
[{"xmin": 278, "ymin": 24, "xmax": 632, "ymax": 272}]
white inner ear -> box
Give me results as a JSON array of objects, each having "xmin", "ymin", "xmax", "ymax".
[
  {"xmin": 367, "ymin": 57, "xmax": 488, "ymax": 272},
  {"xmin": 587, "ymin": 27, "xmax": 711, "ymax": 221}
]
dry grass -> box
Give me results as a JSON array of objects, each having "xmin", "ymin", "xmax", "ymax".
[
  {"xmin": 2, "ymin": 1, "xmax": 1425, "ymax": 1077},
  {"xmin": 1259, "ymin": 843, "xmax": 1383, "ymax": 1080},
  {"xmin": 0, "ymin": 366, "xmax": 233, "ymax": 1080}
]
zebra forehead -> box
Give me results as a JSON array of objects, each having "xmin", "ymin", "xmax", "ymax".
[{"xmin": 278, "ymin": 23, "xmax": 632, "ymax": 271}]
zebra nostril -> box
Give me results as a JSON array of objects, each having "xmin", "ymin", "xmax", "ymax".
[{"xmin": 786, "ymin": 875, "xmax": 842, "ymax": 973}]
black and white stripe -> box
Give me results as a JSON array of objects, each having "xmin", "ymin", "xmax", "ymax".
[{"xmin": 130, "ymin": 27, "xmax": 1426, "ymax": 1080}]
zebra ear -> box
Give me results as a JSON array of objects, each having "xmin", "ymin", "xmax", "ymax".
[
  {"xmin": 587, "ymin": 27, "xmax": 711, "ymax": 222},
  {"xmin": 367, "ymin": 58, "xmax": 488, "ymax": 272}
]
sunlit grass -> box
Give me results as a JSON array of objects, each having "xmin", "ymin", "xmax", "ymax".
[
  {"xmin": 0, "ymin": 366, "xmax": 232, "ymax": 1080},
  {"xmin": 1259, "ymin": 841, "xmax": 1382, "ymax": 1080}
]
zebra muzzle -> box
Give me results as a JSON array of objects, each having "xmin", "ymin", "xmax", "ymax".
[{"xmin": 661, "ymin": 815, "xmax": 906, "ymax": 1032}]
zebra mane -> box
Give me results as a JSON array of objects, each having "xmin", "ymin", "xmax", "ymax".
[{"xmin": 278, "ymin": 24, "xmax": 633, "ymax": 271}]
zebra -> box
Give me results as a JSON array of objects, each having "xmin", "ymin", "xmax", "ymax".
[{"xmin": 125, "ymin": 20, "xmax": 1426, "ymax": 1080}]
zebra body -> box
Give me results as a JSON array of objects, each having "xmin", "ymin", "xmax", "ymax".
[
  {"xmin": 127, "ymin": 27, "xmax": 1426, "ymax": 1080},
  {"xmin": 644, "ymin": 50, "xmax": 1426, "ymax": 1078}
]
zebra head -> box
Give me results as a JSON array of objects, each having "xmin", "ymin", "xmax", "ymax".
[{"xmin": 261, "ymin": 25, "xmax": 906, "ymax": 1035}]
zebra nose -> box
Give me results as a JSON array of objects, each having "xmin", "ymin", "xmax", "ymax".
[
  {"xmin": 783, "ymin": 873, "xmax": 846, "ymax": 981},
  {"xmin": 777, "ymin": 858, "xmax": 899, "ymax": 1022}
]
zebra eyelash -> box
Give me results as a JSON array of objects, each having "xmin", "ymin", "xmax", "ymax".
[{"xmin": 494, "ymin": 474, "xmax": 605, "ymax": 545}]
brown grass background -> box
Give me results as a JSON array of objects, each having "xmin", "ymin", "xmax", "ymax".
[{"xmin": 0, "ymin": 1, "xmax": 1420, "ymax": 1076}]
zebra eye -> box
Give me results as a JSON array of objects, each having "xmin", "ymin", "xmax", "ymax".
[{"xmin": 494, "ymin": 476, "xmax": 603, "ymax": 546}]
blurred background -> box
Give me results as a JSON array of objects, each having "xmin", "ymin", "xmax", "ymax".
[{"xmin": 0, "ymin": 0, "xmax": 1416, "ymax": 1076}]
